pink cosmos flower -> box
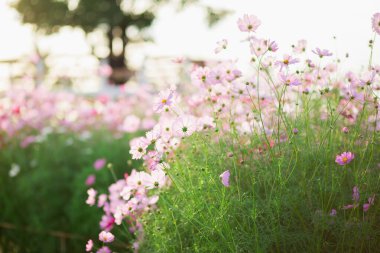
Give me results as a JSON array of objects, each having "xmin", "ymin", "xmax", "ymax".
[
  {"xmin": 215, "ymin": 39, "xmax": 228, "ymax": 54},
  {"xmin": 85, "ymin": 174, "xmax": 96, "ymax": 186},
  {"xmin": 86, "ymin": 188, "xmax": 97, "ymax": 206},
  {"xmin": 220, "ymin": 170, "xmax": 230, "ymax": 187},
  {"xmin": 154, "ymin": 89, "xmax": 175, "ymax": 113},
  {"xmin": 172, "ymin": 115, "xmax": 197, "ymax": 137},
  {"xmin": 94, "ymin": 158, "xmax": 106, "ymax": 170},
  {"xmin": 275, "ymin": 55, "xmax": 299, "ymax": 71},
  {"xmin": 329, "ymin": 209, "xmax": 337, "ymax": 216},
  {"xmin": 191, "ymin": 67, "xmax": 211, "ymax": 87},
  {"xmin": 293, "ymin": 39, "xmax": 307, "ymax": 54},
  {"xmin": 250, "ymin": 37, "xmax": 267, "ymax": 57},
  {"xmin": 359, "ymin": 71, "xmax": 376, "ymax": 86},
  {"xmin": 129, "ymin": 137, "xmax": 149, "ymax": 159},
  {"xmin": 363, "ymin": 203, "xmax": 370, "ymax": 212},
  {"xmin": 342, "ymin": 127, "xmax": 349, "ymax": 133},
  {"xmin": 146, "ymin": 125, "xmax": 161, "ymax": 145},
  {"xmin": 352, "ymin": 186, "xmax": 359, "ymax": 202},
  {"xmin": 267, "ymin": 40, "xmax": 279, "ymax": 52},
  {"xmin": 98, "ymin": 194, "xmax": 107, "ymax": 208},
  {"xmin": 335, "ymin": 152, "xmax": 354, "ymax": 165},
  {"xmin": 279, "ymin": 72, "xmax": 302, "ymax": 86},
  {"xmin": 127, "ymin": 170, "xmax": 151, "ymax": 189},
  {"xmin": 237, "ymin": 14, "xmax": 261, "ymax": 32},
  {"xmin": 372, "ymin": 13, "xmax": 380, "ymax": 35},
  {"xmin": 97, "ymin": 246, "xmax": 111, "ymax": 253},
  {"xmin": 364, "ymin": 195, "xmax": 375, "ymax": 212},
  {"xmin": 100, "ymin": 215, "xmax": 115, "ymax": 231},
  {"xmin": 99, "ymin": 231, "xmax": 115, "ymax": 243},
  {"xmin": 207, "ymin": 68, "xmax": 225, "ymax": 85},
  {"xmin": 312, "ymin": 48, "xmax": 333, "ymax": 58},
  {"xmin": 86, "ymin": 239, "xmax": 93, "ymax": 252},
  {"xmin": 145, "ymin": 169, "xmax": 166, "ymax": 189}
]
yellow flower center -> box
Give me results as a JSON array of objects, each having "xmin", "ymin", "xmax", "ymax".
[
  {"xmin": 342, "ymin": 157, "xmax": 348, "ymax": 163},
  {"xmin": 161, "ymin": 99, "xmax": 167, "ymax": 104}
]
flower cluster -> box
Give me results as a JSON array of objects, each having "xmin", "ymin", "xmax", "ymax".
[{"xmin": 0, "ymin": 86, "xmax": 156, "ymax": 149}]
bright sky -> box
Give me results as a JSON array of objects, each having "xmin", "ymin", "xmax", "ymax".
[{"xmin": 0, "ymin": 0, "xmax": 379, "ymax": 70}]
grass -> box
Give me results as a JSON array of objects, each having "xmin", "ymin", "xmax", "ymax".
[{"xmin": 0, "ymin": 130, "xmax": 141, "ymax": 253}]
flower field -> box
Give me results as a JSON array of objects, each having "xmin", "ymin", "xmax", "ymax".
[{"xmin": 2, "ymin": 11, "xmax": 380, "ymax": 253}]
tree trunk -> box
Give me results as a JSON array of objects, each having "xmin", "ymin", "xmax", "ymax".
[{"xmin": 107, "ymin": 26, "xmax": 131, "ymax": 85}]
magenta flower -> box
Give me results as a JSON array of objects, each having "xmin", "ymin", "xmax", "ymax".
[
  {"xmin": 364, "ymin": 195, "xmax": 375, "ymax": 212},
  {"xmin": 312, "ymin": 48, "xmax": 333, "ymax": 58},
  {"xmin": 352, "ymin": 186, "xmax": 359, "ymax": 202},
  {"xmin": 93, "ymin": 158, "xmax": 106, "ymax": 170},
  {"xmin": 100, "ymin": 215, "xmax": 115, "ymax": 231},
  {"xmin": 335, "ymin": 152, "xmax": 354, "ymax": 165},
  {"xmin": 86, "ymin": 239, "xmax": 93, "ymax": 252},
  {"xmin": 342, "ymin": 127, "xmax": 349, "ymax": 133},
  {"xmin": 363, "ymin": 203, "xmax": 370, "ymax": 212},
  {"xmin": 329, "ymin": 209, "xmax": 337, "ymax": 216},
  {"xmin": 85, "ymin": 174, "xmax": 96, "ymax": 186},
  {"xmin": 372, "ymin": 13, "xmax": 380, "ymax": 35},
  {"xmin": 237, "ymin": 14, "xmax": 261, "ymax": 32},
  {"xmin": 99, "ymin": 231, "xmax": 115, "ymax": 243},
  {"xmin": 220, "ymin": 170, "xmax": 230, "ymax": 187}
]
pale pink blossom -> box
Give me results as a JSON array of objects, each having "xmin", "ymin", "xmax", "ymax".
[
  {"xmin": 279, "ymin": 72, "xmax": 302, "ymax": 86},
  {"xmin": 99, "ymin": 231, "xmax": 115, "ymax": 243},
  {"xmin": 86, "ymin": 239, "xmax": 93, "ymax": 252},
  {"xmin": 237, "ymin": 14, "xmax": 261, "ymax": 32},
  {"xmin": 214, "ymin": 39, "xmax": 228, "ymax": 54},
  {"xmin": 145, "ymin": 169, "xmax": 167, "ymax": 189},
  {"xmin": 173, "ymin": 115, "xmax": 197, "ymax": 137},
  {"xmin": 312, "ymin": 48, "xmax": 333, "ymax": 58},
  {"xmin": 129, "ymin": 137, "xmax": 149, "ymax": 159},
  {"xmin": 97, "ymin": 246, "xmax": 111, "ymax": 253},
  {"xmin": 275, "ymin": 55, "xmax": 299, "ymax": 71},
  {"xmin": 86, "ymin": 188, "xmax": 97, "ymax": 206},
  {"xmin": 372, "ymin": 13, "xmax": 380, "ymax": 35},
  {"xmin": 293, "ymin": 39, "xmax": 307, "ymax": 54},
  {"xmin": 154, "ymin": 89, "xmax": 176, "ymax": 113}
]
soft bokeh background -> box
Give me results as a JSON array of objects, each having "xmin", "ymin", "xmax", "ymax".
[{"xmin": 0, "ymin": 0, "xmax": 379, "ymax": 90}]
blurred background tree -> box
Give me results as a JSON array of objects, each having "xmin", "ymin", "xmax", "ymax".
[{"xmin": 11, "ymin": 0, "xmax": 229, "ymax": 84}]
